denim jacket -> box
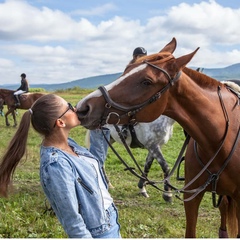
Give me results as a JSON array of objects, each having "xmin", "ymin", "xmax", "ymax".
[{"xmin": 40, "ymin": 129, "xmax": 112, "ymax": 238}]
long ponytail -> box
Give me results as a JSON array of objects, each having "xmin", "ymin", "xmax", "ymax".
[
  {"xmin": 0, "ymin": 93, "xmax": 63, "ymax": 197},
  {"xmin": 0, "ymin": 111, "xmax": 31, "ymax": 197}
]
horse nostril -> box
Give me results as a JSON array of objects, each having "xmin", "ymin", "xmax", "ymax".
[{"xmin": 76, "ymin": 105, "xmax": 90, "ymax": 120}]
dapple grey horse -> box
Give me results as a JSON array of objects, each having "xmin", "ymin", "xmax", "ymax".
[{"xmin": 86, "ymin": 115, "xmax": 175, "ymax": 202}]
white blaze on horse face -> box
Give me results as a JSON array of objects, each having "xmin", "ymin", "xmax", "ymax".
[
  {"xmin": 76, "ymin": 88, "xmax": 102, "ymax": 108},
  {"xmin": 106, "ymin": 64, "xmax": 147, "ymax": 91},
  {"xmin": 76, "ymin": 64, "xmax": 147, "ymax": 108}
]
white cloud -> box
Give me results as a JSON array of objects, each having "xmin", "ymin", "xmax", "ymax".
[
  {"xmin": 162, "ymin": 0, "xmax": 240, "ymax": 46},
  {"xmin": 0, "ymin": 0, "xmax": 239, "ymax": 85}
]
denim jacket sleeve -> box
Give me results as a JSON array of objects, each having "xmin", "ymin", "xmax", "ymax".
[
  {"xmin": 41, "ymin": 156, "xmax": 92, "ymax": 238},
  {"xmin": 89, "ymin": 128, "xmax": 110, "ymax": 167}
]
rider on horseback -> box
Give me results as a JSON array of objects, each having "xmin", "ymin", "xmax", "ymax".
[{"xmin": 14, "ymin": 73, "xmax": 29, "ymax": 106}]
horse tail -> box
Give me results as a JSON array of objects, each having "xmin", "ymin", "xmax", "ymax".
[
  {"xmin": 226, "ymin": 196, "xmax": 238, "ymax": 238},
  {"xmin": 0, "ymin": 111, "xmax": 31, "ymax": 197},
  {"xmin": 85, "ymin": 129, "xmax": 90, "ymax": 149}
]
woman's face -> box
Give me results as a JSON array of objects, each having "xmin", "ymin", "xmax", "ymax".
[{"xmin": 54, "ymin": 98, "xmax": 81, "ymax": 129}]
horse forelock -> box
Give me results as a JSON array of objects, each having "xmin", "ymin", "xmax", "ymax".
[
  {"xmin": 101, "ymin": 52, "xmax": 175, "ymax": 96},
  {"xmin": 124, "ymin": 52, "xmax": 174, "ymax": 76},
  {"xmin": 135, "ymin": 52, "xmax": 174, "ymax": 65}
]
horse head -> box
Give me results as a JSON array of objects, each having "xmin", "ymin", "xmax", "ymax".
[{"xmin": 76, "ymin": 38, "xmax": 199, "ymax": 129}]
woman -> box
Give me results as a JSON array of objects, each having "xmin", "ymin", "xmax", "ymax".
[{"xmin": 0, "ymin": 94, "xmax": 121, "ymax": 238}]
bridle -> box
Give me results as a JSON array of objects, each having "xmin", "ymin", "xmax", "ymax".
[
  {"xmin": 98, "ymin": 61, "xmax": 181, "ymax": 125},
  {"xmin": 98, "ymin": 61, "xmax": 240, "ymax": 206}
]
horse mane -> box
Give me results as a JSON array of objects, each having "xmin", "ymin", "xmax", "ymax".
[{"xmin": 183, "ymin": 67, "xmax": 222, "ymax": 89}]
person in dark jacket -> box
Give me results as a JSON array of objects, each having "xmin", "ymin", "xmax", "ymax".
[{"xmin": 13, "ymin": 73, "xmax": 29, "ymax": 106}]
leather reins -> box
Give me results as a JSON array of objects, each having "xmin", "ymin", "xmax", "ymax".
[
  {"xmin": 165, "ymin": 86, "xmax": 240, "ymax": 205},
  {"xmin": 99, "ymin": 62, "xmax": 240, "ymax": 204}
]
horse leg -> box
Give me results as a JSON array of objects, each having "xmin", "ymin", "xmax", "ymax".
[
  {"xmin": 184, "ymin": 192, "xmax": 204, "ymax": 238},
  {"xmin": 221, "ymin": 195, "xmax": 239, "ymax": 238},
  {"xmin": 137, "ymin": 152, "xmax": 153, "ymax": 198},
  {"xmin": 12, "ymin": 110, "xmax": 17, "ymax": 127},
  {"xmin": 0, "ymin": 105, "xmax": 4, "ymax": 116},
  {"xmin": 218, "ymin": 195, "xmax": 229, "ymax": 238},
  {"xmin": 150, "ymin": 145, "xmax": 172, "ymax": 203},
  {"xmin": 5, "ymin": 107, "xmax": 18, "ymax": 127},
  {"xmin": 231, "ymin": 195, "xmax": 240, "ymax": 238},
  {"xmin": 219, "ymin": 194, "xmax": 240, "ymax": 238},
  {"xmin": 5, "ymin": 110, "xmax": 11, "ymax": 126},
  {"xmin": 236, "ymin": 200, "xmax": 240, "ymax": 238}
]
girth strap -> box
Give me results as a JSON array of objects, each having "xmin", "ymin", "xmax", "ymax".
[{"xmin": 128, "ymin": 124, "xmax": 145, "ymax": 149}]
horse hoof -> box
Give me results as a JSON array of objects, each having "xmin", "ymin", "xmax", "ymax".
[
  {"xmin": 162, "ymin": 193, "xmax": 173, "ymax": 203},
  {"xmin": 219, "ymin": 228, "xmax": 228, "ymax": 238}
]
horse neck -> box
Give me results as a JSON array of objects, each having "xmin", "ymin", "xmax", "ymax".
[{"xmin": 165, "ymin": 70, "xmax": 228, "ymax": 150}]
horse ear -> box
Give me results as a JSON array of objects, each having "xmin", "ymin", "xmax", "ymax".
[
  {"xmin": 159, "ymin": 37, "xmax": 177, "ymax": 54},
  {"xmin": 175, "ymin": 47, "xmax": 200, "ymax": 69}
]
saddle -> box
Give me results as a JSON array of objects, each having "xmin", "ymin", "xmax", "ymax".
[
  {"xmin": 19, "ymin": 94, "xmax": 28, "ymax": 101},
  {"xmin": 223, "ymin": 82, "xmax": 240, "ymax": 102},
  {"xmin": 14, "ymin": 93, "xmax": 28, "ymax": 102}
]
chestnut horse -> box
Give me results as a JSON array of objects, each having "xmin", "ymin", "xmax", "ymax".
[
  {"xmin": 0, "ymin": 89, "xmax": 45, "ymax": 126},
  {"xmin": 75, "ymin": 38, "xmax": 240, "ymax": 237}
]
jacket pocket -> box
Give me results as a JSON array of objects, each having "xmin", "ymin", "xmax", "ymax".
[{"xmin": 77, "ymin": 177, "xmax": 94, "ymax": 194}]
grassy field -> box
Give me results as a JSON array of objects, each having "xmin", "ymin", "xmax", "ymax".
[{"xmin": 0, "ymin": 88, "xmax": 220, "ymax": 238}]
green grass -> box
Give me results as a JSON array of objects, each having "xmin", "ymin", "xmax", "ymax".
[{"xmin": 0, "ymin": 88, "xmax": 220, "ymax": 238}]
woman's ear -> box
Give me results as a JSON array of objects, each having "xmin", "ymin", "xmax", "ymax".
[{"xmin": 55, "ymin": 119, "xmax": 66, "ymax": 128}]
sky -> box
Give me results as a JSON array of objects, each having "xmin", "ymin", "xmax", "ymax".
[{"xmin": 0, "ymin": 0, "xmax": 240, "ymax": 85}]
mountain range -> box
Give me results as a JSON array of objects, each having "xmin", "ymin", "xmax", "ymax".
[{"xmin": 1, "ymin": 63, "xmax": 240, "ymax": 91}]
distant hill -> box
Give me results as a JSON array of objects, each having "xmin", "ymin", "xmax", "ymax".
[
  {"xmin": 200, "ymin": 63, "xmax": 240, "ymax": 81},
  {"xmin": 1, "ymin": 63, "xmax": 240, "ymax": 91},
  {"xmin": 0, "ymin": 72, "xmax": 122, "ymax": 91}
]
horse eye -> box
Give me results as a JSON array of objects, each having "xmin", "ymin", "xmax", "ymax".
[{"xmin": 142, "ymin": 79, "xmax": 152, "ymax": 86}]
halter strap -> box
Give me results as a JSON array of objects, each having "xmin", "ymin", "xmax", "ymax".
[{"xmin": 98, "ymin": 62, "xmax": 181, "ymax": 125}]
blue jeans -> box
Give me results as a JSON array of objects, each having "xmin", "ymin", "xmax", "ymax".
[{"xmin": 94, "ymin": 203, "xmax": 121, "ymax": 238}]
